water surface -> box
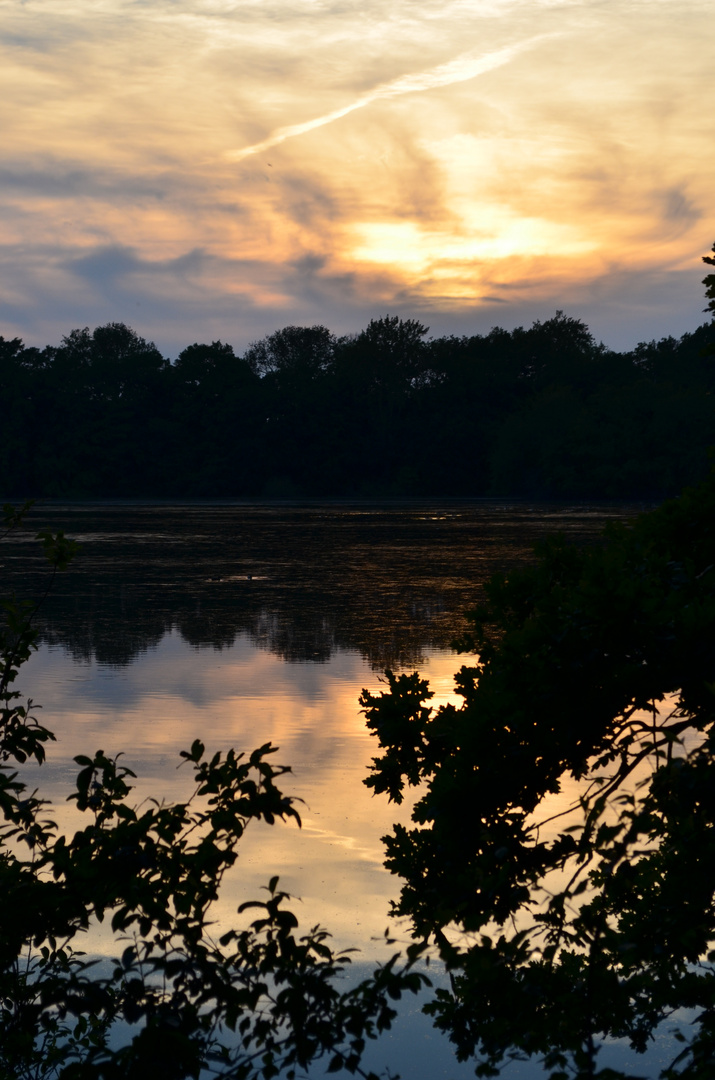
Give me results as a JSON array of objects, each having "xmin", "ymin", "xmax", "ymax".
[{"xmin": 9, "ymin": 500, "xmax": 670, "ymax": 1078}]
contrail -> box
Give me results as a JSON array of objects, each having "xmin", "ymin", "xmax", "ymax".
[{"xmin": 226, "ymin": 34, "xmax": 556, "ymax": 163}]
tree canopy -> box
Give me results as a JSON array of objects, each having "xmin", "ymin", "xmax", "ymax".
[
  {"xmin": 362, "ymin": 467, "xmax": 715, "ymax": 1078},
  {"xmin": 703, "ymin": 242, "xmax": 715, "ymax": 326},
  {"xmin": 2, "ymin": 298, "xmax": 713, "ymax": 499}
]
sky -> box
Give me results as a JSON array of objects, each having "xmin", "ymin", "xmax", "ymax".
[{"xmin": 1, "ymin": 0, "xmax": 714, "ymax": 356}]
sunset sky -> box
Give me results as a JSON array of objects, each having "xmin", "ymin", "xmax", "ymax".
[{"xmin": 1, "ymin": 0, "xmax": 713, "ymax": 355}]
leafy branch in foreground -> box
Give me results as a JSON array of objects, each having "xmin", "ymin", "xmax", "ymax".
[
  {"xmin": 0, "ymin": 506, "xmax": 425, "ymax": 1079},
  {"xmin": 362, "ymin": 468, "xmax": 715, "ymax": 1079}
]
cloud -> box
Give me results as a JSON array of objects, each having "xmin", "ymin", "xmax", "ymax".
[
  {"xmin": 0, "ymin": 163, "xmax": 168, "ymax": 201},
  {"xmin": 226, "ymin": 34, "xmax": 557, "ymax": 162},
  {"xmin": 1, "ymin": 0, "xmax": 713, "ymax": 355},
  {"xmin": 68, "ymin": 244, "xmax": 207, "ymax": 286},
  {"xmin": 662, "ymin": 187, "xmax": 702, "ymax": 225},
  {"xmin": 1, "ymin": 229, "xmax": 709, "ymax": 360}
]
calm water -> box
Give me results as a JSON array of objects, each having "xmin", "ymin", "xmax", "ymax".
[{"xmin": 6, "ymin": 500, "xmax": 676, "ymax": 1078}]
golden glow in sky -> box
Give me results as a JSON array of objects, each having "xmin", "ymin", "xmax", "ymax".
[{"xmin": 0, "ymin": 0, "xmax": 713, "ymax": 351}]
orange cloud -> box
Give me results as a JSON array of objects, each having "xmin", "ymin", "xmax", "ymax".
[{"xmin": 0, "ymin": 0, "xmax": 713, "ymax": 351}]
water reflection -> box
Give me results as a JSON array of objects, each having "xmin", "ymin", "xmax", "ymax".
[
  {"xmin": 20, "ymin": 635, "xmax": 464, "ymax": 955},
  {"xmin": 10, "ymin": 502, "xmax": 640, "ymax": 949},
  {"xmin": 18, "ymin": 633, "xmax": 680, "ymax": 1079},
  {"xmin": 5, "ymin": 501, "xmax": 637, "ymax": 668},
  {"xmin": 9, "ymin": 501, "xmax": 662, "ymax": 1078}
]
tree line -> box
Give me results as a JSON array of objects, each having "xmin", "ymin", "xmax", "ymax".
[{"xmin": 2, "ymin": 310, "xmax": 713, "ymax": 500}]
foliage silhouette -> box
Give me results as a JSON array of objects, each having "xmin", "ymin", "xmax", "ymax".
[
  {"xmin": 361, "ymin": 468, "xmax": 715, "ymax": 1078},
  {"xmin": 244, "ymin": 325, "xmax": 335, "ymax": 381},
  {"xmin": 2, "ymin": 287, "xmax": 714, "ymax": 498},
  {"xmin": 0, "ymin": 504, "xmax": 425, "ymax": 1079},
  {"xmin": 703, "ymin": 242, "xmax": 715, "ymax": 320}
]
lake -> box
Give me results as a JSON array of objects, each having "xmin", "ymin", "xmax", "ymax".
[{"xmin": 6, "ymin": 500, "xmax": 677, "ymax": 1078}]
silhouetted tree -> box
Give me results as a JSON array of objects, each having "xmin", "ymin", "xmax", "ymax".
[
  {"xmin": 170, "ymin": 340, "xmax": 262, "ymax": 495},
  {"xmin": 173, "ymin": 339, "xmax": 237, "ymax": 389},
  {"xmin": 244, "ymin": 324, "xmax": 335, "ymax": 381},
  {"xmin": 509, "ymin": 310, "xmax": 605, "ymax": 392},
  {"xmin": 0, "ymin": 337, "xmax": 52, "ymax": 494},
  {"xmin": 32, "ymin": 323, "xmax": 171, "ymax": 495},
  {"xmin": 328, "ymin": 317, "xmax": 433, "ymax": 491},
  {"xmin": 703, "ymin": 241, "xmax": 715, "ymax": 319},
  {"xmin": 2, "ymin": 249, "xmax": 714, "ymax": 499},
  {"xmin": 52, "ymin": 322, "xmax": 168, "ymax": 403},
  {"xmin": 362, "ymin": 467, "xmax": 715, "ymax": 1079},
  {"xmin": 240, "ymin": 326, "xmax": 338, "ymax": 494}
]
